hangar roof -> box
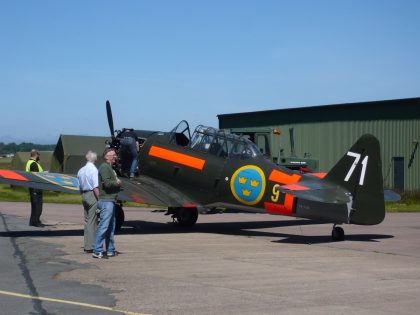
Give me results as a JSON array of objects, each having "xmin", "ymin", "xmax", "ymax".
[{"xmin": 218, "ymin": 97, "xmax": 420, "ymax": 128}]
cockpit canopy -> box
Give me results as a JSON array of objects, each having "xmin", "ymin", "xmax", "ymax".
[{"xmin": 170, "ymin": 121, "xmax": 261, "ymax": 159}]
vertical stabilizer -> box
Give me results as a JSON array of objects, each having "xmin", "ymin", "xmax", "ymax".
[{"xmin": 325, "ymin": 134, "xmax": 385, "ymax": 225}]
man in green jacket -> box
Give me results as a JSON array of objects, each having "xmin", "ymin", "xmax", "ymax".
[{"xmin": 93, "ymin": 148, "xmax": 122, "ymax": 259}]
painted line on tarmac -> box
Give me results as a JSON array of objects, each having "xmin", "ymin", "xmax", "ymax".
[{"xmin": 0, "ymin": 289, "xmax": 149, "ymax": 315}]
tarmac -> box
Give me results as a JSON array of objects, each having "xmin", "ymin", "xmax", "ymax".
[{"xmin": 1, "ymin": 201, "xmax": 420, "ymax": 315}]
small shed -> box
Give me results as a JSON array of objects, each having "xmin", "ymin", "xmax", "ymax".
[
  {"xmin": 11, "ymin": 151, "xmax": 53, "ymax": 171},
  {"xmin": 50, "ymin": 135, "xmax": 110, "ymax": 174}
]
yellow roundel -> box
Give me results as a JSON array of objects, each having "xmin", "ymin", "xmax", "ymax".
[{"xmin": 230, "ymin": 165, "xmax": 266, "ymax": 205}]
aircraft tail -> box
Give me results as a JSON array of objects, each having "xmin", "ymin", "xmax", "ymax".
[{"xmin": 325, "ymin": 134, "xmax": 385, "ymax": 225}]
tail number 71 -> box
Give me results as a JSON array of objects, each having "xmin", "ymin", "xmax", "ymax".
[{"xmin": 344, "ymin": 152, "xmax": 368, "ymax": 185}]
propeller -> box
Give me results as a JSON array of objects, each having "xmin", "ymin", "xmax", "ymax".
[{"xmin": 106, "ymin": 100, "xmax": 115, "ymax": 137}]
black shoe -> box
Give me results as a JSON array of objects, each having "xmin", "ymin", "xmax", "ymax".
[
  {"xmin": 30, "ymin": 223, "xmax": 45, "ymax": 227},
  {"xmin": 84, "ymin": 249, "xmax": 94, "ymax": 253}
]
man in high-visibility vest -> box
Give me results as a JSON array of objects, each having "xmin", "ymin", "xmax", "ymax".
[{"xmin": 26, "ymin": 149, "xmax": 44, "ymax": 227}]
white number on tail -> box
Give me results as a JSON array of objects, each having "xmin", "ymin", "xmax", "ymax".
[
  {"xmin": 359, "ymin": 155, "xmax": 368, "ymax": 185},
  {"xmin": 344, "ymin": 151, "xmax": 368, "ymax": 186}
]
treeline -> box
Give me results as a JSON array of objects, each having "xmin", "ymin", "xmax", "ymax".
[{"xmin": 0, "ymin": 142, "xmax": 55, "ymax": 155}]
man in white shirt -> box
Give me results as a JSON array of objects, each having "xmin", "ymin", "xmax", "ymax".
[{"xmin": 77, "ymin": 151, "xmax": 100, "ymax": 253}]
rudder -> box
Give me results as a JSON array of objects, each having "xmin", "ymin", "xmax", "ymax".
[{"xmin": 325, "ymin": 134, "xmax": 385, "ymax": 225}]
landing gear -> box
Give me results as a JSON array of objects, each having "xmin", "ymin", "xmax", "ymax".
[
  {"xmin": 167, "ymin": 207, "xmax": 198, "ymax": 227},
  {"xmin": 115, "ymin": 203, "xmax": 125, "ymax": 231},
  {"xmin": 331, "ymin": 225, "xmax": 345, "ymax": 241}
]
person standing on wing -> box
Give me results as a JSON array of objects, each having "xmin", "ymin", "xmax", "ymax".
[{"xmin": 119, "ymin": 128, "xmax": 139, "ymax": 179}]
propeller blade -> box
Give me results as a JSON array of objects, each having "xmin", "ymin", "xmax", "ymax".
[{"xmin": 106, "ymin": 100, "xmax": 115, "ymax": 137}]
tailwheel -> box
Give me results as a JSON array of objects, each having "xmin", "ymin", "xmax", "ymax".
[
  {"xmin": 115, "ymin": 203, "xmax": 125, "ymax": 231},
  {"xmin": 168, "ymin": 207, "xmax": 198, "ymax": 227},
  {"xmin": 331, "ymin": 225, "xmax": 345, "ymax": 241}
]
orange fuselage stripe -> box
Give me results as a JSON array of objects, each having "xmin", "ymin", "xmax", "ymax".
[
  {"xmin": 264, "ymin": 194, "xmax": 295, "ymax": 216},
  {"xmin": 149, "ymin": 146, "xmax": 206, "ymax": 171},
  {"xmin": 0, "ymin": 170, "xmax": 28, "ymax": 181},
  {"xmin": 268, "ymin": 169, "xmax": 301, "ymax": 184}
]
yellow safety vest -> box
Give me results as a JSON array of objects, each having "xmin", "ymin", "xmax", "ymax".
[{"xmin": 26, "ymin": 159, "xmax": 44, "ymax": 172}]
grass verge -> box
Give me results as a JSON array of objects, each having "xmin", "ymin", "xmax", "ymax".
[
  {"xmin": 0, "ymin": 184, "xmax": 419, "ymax": 212},
  {"xmin": 386, "ymin": 191, "xmax": 420, "ymax": 212},
  {"xmin": 0, "ymin": 184, "xmax": 156, "ymax": 208}
]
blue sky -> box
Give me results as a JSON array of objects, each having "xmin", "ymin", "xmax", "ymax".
[{"xmin": 1, "ymin": 0, "xmax": 419, "ymax": 144}]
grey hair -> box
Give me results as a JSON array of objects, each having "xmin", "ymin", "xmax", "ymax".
[{"xmin": 85, "ymin": 150, "xmax": 97, "ymax": 162}]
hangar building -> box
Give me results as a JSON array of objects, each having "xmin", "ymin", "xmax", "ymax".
[
  {"xmin": 218, "ymin": 97, "xmax": 420, "ymax": 192},
  {"xmin": 50, "ymin": 135, "xmax": 110, "ymax": 174}
]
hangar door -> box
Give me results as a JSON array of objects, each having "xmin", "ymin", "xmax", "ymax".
[{"xmin": 393, "ymin": 157, "xmax": 404, "ymax": 191}]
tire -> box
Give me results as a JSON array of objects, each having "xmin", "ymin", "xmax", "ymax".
[
  {"xmin": 331, "ymin": 226, "xmax": 345, "ymax": 241},
  {"xmin": 174, "ymin": 207, "xmax": 198, "ymax": 227}
]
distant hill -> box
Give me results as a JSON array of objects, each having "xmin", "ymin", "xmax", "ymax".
[{"xmin": 0, "ymin": 142, "xmax": 55, "ymax": 155}]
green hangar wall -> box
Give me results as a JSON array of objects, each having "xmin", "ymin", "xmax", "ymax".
[{"xmin": 218, "ymin": 97, "xmax": 420, "ymax": 192}]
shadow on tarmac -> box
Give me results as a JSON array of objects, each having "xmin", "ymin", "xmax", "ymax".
[
  {"xmin": 122, "ymin": 219, "xmax": 394, "ymax": 244},
  {"xmin": 0, "ymin": 219, "xmax": 393, "ymax": 244}
]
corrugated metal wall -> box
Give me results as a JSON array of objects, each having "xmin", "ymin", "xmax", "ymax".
[{"xmin": 265, "ymin": 119, "xmax": 420, "ymax": 191}]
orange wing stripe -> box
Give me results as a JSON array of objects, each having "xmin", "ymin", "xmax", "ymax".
[
  {"xmin": 149, "ymin": 146, "xmax": 206, "ymax": 171},
  {"xmin": 0, "ymin": 170, "xmax": 29, "ymax": 181},
  {"xmin": 268, "ymin": 169, "xmax": 301, "ymax": 184},
  {"xmin": 129, "ymin": 193, "xmax": 145, "ymax": 204}
]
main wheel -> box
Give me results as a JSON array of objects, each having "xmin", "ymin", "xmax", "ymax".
[
  {"xmin": 115, "ymin": 203, "xmax": 125, "ymax": 231},
  {"xmin": 331, "ymin": 226, "xmax": 345, "ymax": 241},
  {"xmin": 173, "ymin": 207, "xmax": 198, "ymax": 227}
]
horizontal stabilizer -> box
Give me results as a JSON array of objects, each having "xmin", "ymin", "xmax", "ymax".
[{"xmin": 384, "ymin": 189, "xmax": 401, "ymax": 202}]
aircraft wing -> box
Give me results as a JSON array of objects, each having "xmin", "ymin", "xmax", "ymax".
[
  {"xmin": 118, "ymin": 175, "xmax": 195, "ymax": 207},
  {"xmin": 0, "ymin": 170, "xmax": 79, "ymax": 194},
  {"xmin": 0, "ymin": 169, "xmax": 195, "ymax": 207}
]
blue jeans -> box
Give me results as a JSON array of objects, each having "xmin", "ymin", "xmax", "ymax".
[
  {"xmin": 94, "ymin": 200, "xmax": 116, "ymax": 254},
  {"xmin": 120, "ymin": 137, "xmax": 139, "ymax": 174}
]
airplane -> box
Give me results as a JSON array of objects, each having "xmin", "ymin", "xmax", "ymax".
[{"xmin": 0, "ymin": 101, "xmax": 387, "ymax": 241}]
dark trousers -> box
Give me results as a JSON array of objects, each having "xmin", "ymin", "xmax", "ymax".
[{"xmin": 29, "ymin": 188, "xmax": 43, "ymax": 225}]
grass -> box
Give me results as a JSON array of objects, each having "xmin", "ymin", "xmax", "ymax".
[
  {"xmin": 1, "ymin": 183, "xmax": 419, "ymax": 211},
  {"xmin": 1, "ymin": 157, "xmax": 419, "ymax": 211},
  {"xmin": 386, "ymin": 191, "xmax": 420, "ymax": 212},
  {"xmin": 0, "ymin": 157, "xmax": 12, "ymax": 168},
  {"xmin": 0, "ymin": 184, "xmax": 82, "ymax": 204},
  {"xmin": 0, "ymin": 184, "xmax": 152, "ymax": 208},
  {"xmin": 0, "ymin": 158, "xmax": 155, "ymax": 208}
]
